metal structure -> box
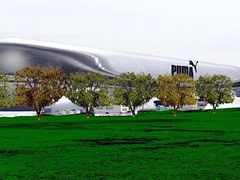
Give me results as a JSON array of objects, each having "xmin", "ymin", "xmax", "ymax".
[{"xmin": 0, "ymin": 38, "xmax": 240, "ymax": 115}]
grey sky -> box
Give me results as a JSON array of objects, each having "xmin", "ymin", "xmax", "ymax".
[{"xmin": 0, "ymin": 0, "xmax": 240, "ymax": 66}]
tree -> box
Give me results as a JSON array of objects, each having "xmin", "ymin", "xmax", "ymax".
[
  {"xmin": 155, "ymin": 74, "xmax": 197, "ymax": 116},
  {"xmin": 14, "ymin": 66, "xmax": 67, "ymax": 120},
  {"xmin": 113, "ymin": 72, "xmax": 155, "ymax": 116},
  {"xmin": 0, "ymin": 73, "xmax": 12, "ymax": 108},
  {"xmin": 196, "ymin": 74, "xmax": 234, "ymax": 113},
  {"xmin": 67, "ymin": 72, "xmax": 109, "ymax": 116}
]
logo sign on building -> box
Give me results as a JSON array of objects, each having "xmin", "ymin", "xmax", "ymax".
[{"xmin": 171, "ymin": 60, "xmax": 199, "ymax": 78}]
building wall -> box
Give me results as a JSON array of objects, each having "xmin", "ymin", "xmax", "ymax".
[{"xmin": 0, "ymin": 39, "xmax": 240, "ymax": 114}]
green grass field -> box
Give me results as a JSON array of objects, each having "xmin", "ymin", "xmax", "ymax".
[{"xmin": 1, "ymin": 109, "xmax": 240, "ymax": 179}]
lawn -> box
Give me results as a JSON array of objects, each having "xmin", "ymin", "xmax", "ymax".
[{"xmin": 0, "ymin": 109, "xmax": 240, "ymax": 179}]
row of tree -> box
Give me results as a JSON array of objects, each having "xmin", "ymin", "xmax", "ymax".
[{"xmin": 0, "ymin": 66, "xmax": 234, "ymax": 119}]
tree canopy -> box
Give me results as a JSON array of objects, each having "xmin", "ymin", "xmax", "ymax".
[
  {"xmin": 196, "ymin": 74, "xmax": 234, "ymax": 112},
  {"xmin": 67, "ymin": 72, "xmax": 110, "ymax": 115},
  {"xmin": 155, "ymin": 74, "xmax": 197, "ymax": 116},
  {"xmin": 14, "ymin": 66, "xmax": 67, "ymax": 119},
  {"xmin": 113, "ymin": 72, "xmax": 155, "ymax": 116},
  {"xmin": 0, "ymin": 73, "xmax": 12, "ymax": 108}
]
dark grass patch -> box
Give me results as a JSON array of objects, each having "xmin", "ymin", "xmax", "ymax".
[
  {"xmin": 143, "ymin": 128, "xmax": 227, "ymax": 134},
  {"xmin": 0, "ymin": 119, "xmax": 188, "ymax": 130},
  {"xmin": 69, "ymin": 137, "xmax": 161, "ymax": 146},
  {"xmin": 135, "ymin": 139, "xmax": 240, "ymax": 150},
  {"xmin": 165, "ymin": 139, "xmax": 239, "ymax": 147},
  {"xmin": 0, "ymin": 122, "xmax": 87, "ymax": 130},
  {"xmin": 0, "ymin": 150, "xmax": 27, "ymax": 157}
]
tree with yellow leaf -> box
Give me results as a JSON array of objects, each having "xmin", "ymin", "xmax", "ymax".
[
  {"xmin": 155, "ymin": 74, "xmax": 197, "ymax": 116},
  {"xmin": 0, "ymin": 72, "xmax": 12, "ymax": 108},
  {"xmin": 14, "ymin": 66, "xmax": 67, "ymax": 120}
]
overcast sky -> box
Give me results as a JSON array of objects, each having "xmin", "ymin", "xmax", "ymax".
[{"xmin": 0, "ymin": 0, "xmax": 240, "ymax": 66}]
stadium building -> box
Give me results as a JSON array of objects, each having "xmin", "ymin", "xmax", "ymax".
[{"xmin": 0, "ymin": 38, "xmax": 240, "ymax": 116}]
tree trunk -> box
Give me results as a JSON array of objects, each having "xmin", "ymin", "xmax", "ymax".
[
  {"xmin": 173, "ymin": 110, "xmax": 177, "ymax": 116},
  {"xmin": 89, "ymin": 107, "xmax": 94, "ymax": 114},
  {"xmin": 213, "ymin": 104, "xmax": 217, "ymax": 114},
  {"xmin": 129, "ymin": 106, "xmax": 136, "ymax": 116},
  {"xmin": 36, "ymin": 111, "xmax": 42, "ymax": 120},
  {"xmin": 85, "ymin": 107, "xmax": 89, "ymax": 118},
  {"xmin": 132, "ymin": 109, "xmax": 136, "ymax": 116},
  {"xmin": 34, "ymin": 107, "xmax": 42, "ymax": 120},
  {"xmin": 172, "ymin": 107, "xmax": 177, "ymax": 116}
]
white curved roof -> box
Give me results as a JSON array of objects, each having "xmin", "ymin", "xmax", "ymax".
[{"xmin": 0, "ymin": 38, "xmax": 240, "ymax": 81}]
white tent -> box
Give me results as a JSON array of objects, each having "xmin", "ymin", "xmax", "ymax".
[{"xmin": 46, "ymin": 96, "xmax": 81, "ymax": 115}]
